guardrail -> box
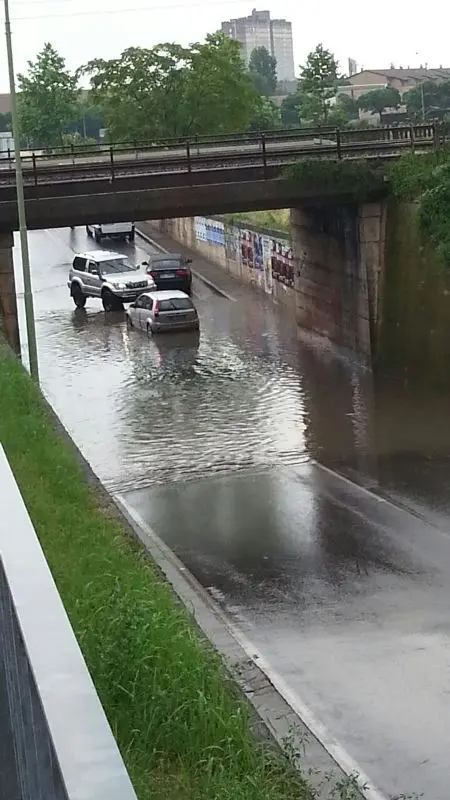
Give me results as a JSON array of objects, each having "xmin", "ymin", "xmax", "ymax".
[
  {"xmin": 0, "ymin": 444, "xmax": 138, "ymax": 800},
  {"xmin": 0, "ymin": 122, "xmax": 447, "ymax": 189}
]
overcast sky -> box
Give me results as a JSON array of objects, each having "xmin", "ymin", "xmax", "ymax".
[{"xmin": 0, "ymin": 0, "xmax": 448, "ymax": 92}]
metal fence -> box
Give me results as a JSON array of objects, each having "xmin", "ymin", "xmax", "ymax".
[
  {"xmin": 0, "ymin": 444, "xmax": 138, "ymax": 800},
  {"xmin": 0, "ymin": 122, "xmax": 445, "ymax": 191}
]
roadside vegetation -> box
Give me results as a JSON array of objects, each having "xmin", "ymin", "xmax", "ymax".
[
  {"xmin": 221, "ymin": 209, "xmax": 290, "ymax": 234},
  {"xmin": 389, "ymin": 146, "xmax": 450, "ymax": 265},
  {"xmin": 0, "ymin": 339, "xmax": 315, "ymax": 800}
]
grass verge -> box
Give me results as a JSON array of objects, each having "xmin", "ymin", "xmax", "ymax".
[
  {"xmin": 0, "ymin": 341, "xmax": 313, "ymax": 800},
  {"xmin": 221, "ymin": 209, "xmax": 291, "ymax": 235}
]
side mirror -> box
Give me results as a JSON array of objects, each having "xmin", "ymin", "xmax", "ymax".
[
  {"xmin": 186, "ymin": 258, "xmax": 192, "ymax": 264},
  {"xmin": 142, "ymin": 261, "xmax": 149, "ymax": 267}
]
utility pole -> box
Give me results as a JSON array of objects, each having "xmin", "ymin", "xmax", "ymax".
[
  {"xmin": 421, "ymin": 82, "xmax": 426, "ymax": 121},
  {"xmin": 4, "ymin": 0, "xmax": 39, "ymax": 381}
]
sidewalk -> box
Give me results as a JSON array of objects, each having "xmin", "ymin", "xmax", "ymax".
[{"xmin": 137, "ymin": 221, "xmax": 256, "ymax": 303}]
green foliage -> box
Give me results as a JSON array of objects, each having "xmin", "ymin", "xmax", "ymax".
[
  {"xmin": 358, "ymin": 87, "xmax": 401, "ymax": 122},
  {"xmin": 222, "ymin": 209, "xmax": 290, "ymax": 233},
  {"xmin": 404, "ymin": 80, "xmax": 450, "ymax": 121},
  {"xmin": 248, "ymin": 97, "xmax": 281, "ymax": 131},
  {"xmin": 82, "ymin": 34, "xmax": 260, "ymax": 141},
  {"xmin": 70, "ymin": 95, "xmax": 105, "ymax": 140},
  {"xmin": 389, "ymin": 148, "xmax": 450, "ymax": 267},
  {"xmin": 249, "ymin": 46, "xmax": 277, "ymax": 96},
  {"xmin": 298, "ymin": 44, "xmax": 340, "ymax": 125},
  {"xmin": 332, "ymin": 93, "xmax": 359, "ymax": 122},
  {"xmin": 18, "ymin": 42, "xmax": 79, "ymax": 148},
  {"xmin": 388, "ymin": 149, "xmax": 450, "ymax": 199},
  {"xmin": 284, "ymin": 158, "xmax": 384, "ymax": 199},
  {"xmin": 280, "ymin": 94, "xmax": 302, "ymax": 127}
]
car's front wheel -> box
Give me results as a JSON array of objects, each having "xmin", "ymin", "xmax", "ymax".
[
  {"xmin": 72, "ymin": 284, "xmax": 87, "ymax": 308},
  {"xmin": 146, "ymin": 323, "xmax": 154, "ymax": 338},
  {"xmin": 102, "ymin": 290, "xmax": 122, "ymax": 312}
]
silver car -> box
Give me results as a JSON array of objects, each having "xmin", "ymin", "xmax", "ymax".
[
  {"xmin": 68, "ymin": 250, "xmax": 155, "ymax": 312},
  {"xmin": 126, "ymin": 290, "xmax": 200, "ymax": 335}
]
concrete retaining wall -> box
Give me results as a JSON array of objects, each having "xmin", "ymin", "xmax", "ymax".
[
  {"xmin": 150, "ymin": 216, "xmax": 296, "ymax": 313},
  {"xmin": 150, "ymin": 203, "xmax": 387, "ymax": 364}
]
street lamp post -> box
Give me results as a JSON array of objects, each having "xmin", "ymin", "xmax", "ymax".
[{"xmin": 4, "ymin": 0, "xmax": 39, "ymax": 381}]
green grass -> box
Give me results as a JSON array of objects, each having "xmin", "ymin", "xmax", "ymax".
[
  {"xmin": 221, "ymin": 209, "xmax": 291, "ymax": 234},
  {"xmin": 0, "ymin": 341, "xmax": 313, "ymax": 800}
]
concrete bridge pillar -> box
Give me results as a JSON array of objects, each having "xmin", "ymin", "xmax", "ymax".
[
  {"xmin": 0, "ymin": 231, "xmax": 20, "ymax": 355},
  {"xmin": 291, "ymin": 201, "xmax": 387, "ymax": 365}
]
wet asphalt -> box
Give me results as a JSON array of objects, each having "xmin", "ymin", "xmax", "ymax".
[{"xmin": 13, "ymin": 225, "xmax": 450, "ymax": 800}]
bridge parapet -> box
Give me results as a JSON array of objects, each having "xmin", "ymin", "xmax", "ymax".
[{"xmin": 0, "ymin": 444, "xmax": 138, "ymax": 800}]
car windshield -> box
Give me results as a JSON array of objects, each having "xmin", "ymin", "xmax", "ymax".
[
  {"xmin": 99, "ymin": 258, "xmax": 137, "ymax": 274},
  {"xmin": 159, "ymin": 298, "xmax": 193, "ymax": 311},
  {"xmin": 151, "ymin": 260, "xmax": 183, "ymax": 271}
]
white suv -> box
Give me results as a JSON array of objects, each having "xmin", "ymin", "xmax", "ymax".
[{"xmin": 68, "ymin": 250, "xmax": 155, "ymax": 312}]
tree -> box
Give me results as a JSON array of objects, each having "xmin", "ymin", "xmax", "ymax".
[
  {"xmin": 248, "ymin": 97, "xmax": 280, "ymax": 131},
  {"xmin": 248, "ymin": 46, "xmax": 277, "ymax": 96},
  {"xmin": 82, "ymin": 34, "xmax": 259, "ymax": 141},
  {"xmin": 298, "ymin": 44, "xmax": 340, "ymax": 125},
  {"xmin": 358, "ymin": 86, "xmax": 401, "ymax": 123},
  {"xmin": 280, "ymin": 94, "xmax": 302, "ymax": 127},
  {"xmin": 404, "ymin": 80, "xmax": 450, "ymax": 121},
  {"xmin": 18, "ymin": 43, "xmax": 79, "ymax": 148},
  {"xmin": 69, "ymin": 95, "xmax": 105, "ymax": 140}
]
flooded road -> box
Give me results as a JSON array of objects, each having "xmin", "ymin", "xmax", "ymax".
[{"xmin": 14, "ymin": 226, "xmax": 450, "ymax": 800}]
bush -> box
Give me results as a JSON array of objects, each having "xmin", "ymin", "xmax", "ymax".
[
  {"xmin": 388, "ymin": 148, "xmax": 450, "ymax": 267},
  {"xmin": 284, "ymin": 158, "xmax": 385, "ymax": 200}
]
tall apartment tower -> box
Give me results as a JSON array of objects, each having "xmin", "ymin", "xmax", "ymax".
[{"xmin": 221, "ymin": 8, "xmax": 295, "ymax": 83}]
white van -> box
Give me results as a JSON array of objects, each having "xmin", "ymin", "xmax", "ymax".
[{"xmin": 86, "ymin": 222, "xmax": 135, "ymax": 243}]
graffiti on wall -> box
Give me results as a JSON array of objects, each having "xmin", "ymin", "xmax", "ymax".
[
  {"xmin": 194, "ymin": 216, "xmax": 294, "ymax": 295},
  {"xmin": 225, "ymin": 224, "xmax": 240, "ymax": 262},
  {"xmin": 270, "ymin": 239, "xmax": 294, "ymax": 288},
  {"xmin": 195, "ymin": 217, "xmax": 225, "ymax": 246}
]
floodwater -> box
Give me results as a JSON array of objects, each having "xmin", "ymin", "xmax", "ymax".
[{"xmin": 13, "ymin": 226, "xmax": 450, "ymax": 800}]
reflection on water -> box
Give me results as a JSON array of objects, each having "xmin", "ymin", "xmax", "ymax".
[{"xmin": 15, "ymin": 227, "xmax": 450, "ymax": 519}]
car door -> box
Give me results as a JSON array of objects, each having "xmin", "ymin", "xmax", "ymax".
[
  {"xmin": 132, "ymin": 295, "xmax": 146, "ymax": 329},
  {"xmin": 86, "ymin": 260, "xmax": 101, "ymax": 296},
  {"xmin": 142, "ymin": 296, "xmax": 154, "ymax": 329}
]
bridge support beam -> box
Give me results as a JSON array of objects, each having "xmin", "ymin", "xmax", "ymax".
[
  {"xmin": 0, "ymin": 231, "xmax": 20, "ymax": 355},
  {"xmin": 291, "ymin": 202, "xmax": 387, "ymax": 365}
]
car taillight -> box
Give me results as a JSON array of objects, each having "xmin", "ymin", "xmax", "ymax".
[
  {"xmin": 153, "ymin": 301, "xmax": 159, "ymax": 316},
  {"xmin": 176, "ymin": 268, "xmax": 188, "ymax": 276},
  {"xmin": 147, "ymin": 269, "xmax": 158, "ymax": 278}
]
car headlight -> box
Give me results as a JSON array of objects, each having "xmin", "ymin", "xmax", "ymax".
[{"xmin": 114, "ymin": 282, "xmax": 126, "ymax": 290}]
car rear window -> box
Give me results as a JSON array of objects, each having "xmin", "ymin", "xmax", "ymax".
[
  {"xmin": 151, "ymin": 260, "xmax": 183, "ymax": 270},
  {"xmin": 158, "ymin": 298, "xmax": 194, "ymax": 312}
]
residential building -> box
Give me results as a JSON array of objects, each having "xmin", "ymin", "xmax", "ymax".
[
  {"xmin": 221, "ymin": 8, "xmax": 295, "ymax": 83},
  {"xmin": 341, "ymin": 67, "xmax": 450, "ymax": 102}
]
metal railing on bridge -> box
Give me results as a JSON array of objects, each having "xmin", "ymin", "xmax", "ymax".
[
  {"xmin": 0, "ymin": 122, "xmax": 447, "ymax": 189},
  {"xmin": 0, "ymin": 444, "xmax": 138, "ymax": 800}
]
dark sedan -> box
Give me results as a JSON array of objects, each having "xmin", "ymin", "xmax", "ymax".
[{"xmin": 144, "ymin": 254, "xmax": 193, "ymax": 295}]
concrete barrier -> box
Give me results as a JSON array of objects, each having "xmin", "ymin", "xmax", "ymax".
[{"xmin": 0, "ymin": 444, "xmax": 138, "ymax": 800}]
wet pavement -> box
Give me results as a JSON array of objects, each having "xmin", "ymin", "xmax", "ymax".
[{"xmin": 13, "ymin": 225, "xmax": 450, "ymax": 800}]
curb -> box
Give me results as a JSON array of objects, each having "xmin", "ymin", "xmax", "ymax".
[
  {"xmin": 114, "ymin": 494, "xmax": 387, "ymax": 800},
  {"xmin": 136, "ymin": 226, "xmax": 236, "ymax": 302}
]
